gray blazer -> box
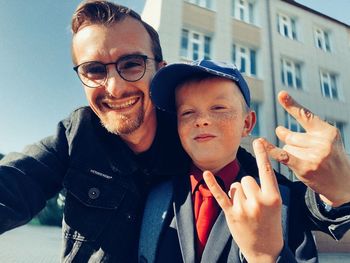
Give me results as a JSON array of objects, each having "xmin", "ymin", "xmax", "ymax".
[{"xmin": 139, "ymin": 167, "xmax": 300, "ymax": 263}]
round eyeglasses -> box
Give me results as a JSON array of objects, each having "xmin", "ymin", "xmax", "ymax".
[{"xmin": 73, "ymin": 54, "xmax": 158, "ymax": 88}]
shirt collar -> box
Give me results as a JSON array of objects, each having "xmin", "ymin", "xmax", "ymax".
[{"xmin": 189, "ymin": 159, "xmax": 240, "ymax": 194}]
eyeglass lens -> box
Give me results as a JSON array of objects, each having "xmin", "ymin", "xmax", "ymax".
[{"xmin": 77, "ymin": 55, "xmax": 147, "ymax": 88}]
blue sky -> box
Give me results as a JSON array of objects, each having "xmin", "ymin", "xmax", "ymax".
[{"xmin": 0, "ymin": 1, "xmax": 349, "ymax": 154}]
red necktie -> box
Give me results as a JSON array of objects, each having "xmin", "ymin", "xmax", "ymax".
[{"xmin": 194, "ymin": 183, "xmax": 220, "ymax": 259}]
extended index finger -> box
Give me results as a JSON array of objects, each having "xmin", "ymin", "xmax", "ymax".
[
  {"xmin": 203, "ymin": 171, "xmax": 231, "ymax": 212},
  {"xmin": 278, "ymin": 90, "xmax": 328, "ymax": 132},
  {"xmin": 253, "ymin": 139, "xmax": 280, "ymax": 195}
]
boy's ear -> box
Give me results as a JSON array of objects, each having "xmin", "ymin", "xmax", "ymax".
[{"xmin": 242, "ymin": 110, "xmax": 256, "ymax": 137}]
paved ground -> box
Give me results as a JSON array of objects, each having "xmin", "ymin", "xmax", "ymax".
[
  {"xmin": 0, "ymin": 225, "xmax": 349, "ymax": 262},
  {"xmin": 0, "ymin": 225, "xmax": 61, "ymax": 263}
]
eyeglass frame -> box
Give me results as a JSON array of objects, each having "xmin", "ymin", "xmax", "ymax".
[{"xmin": 73, "ymin": 54, "xmax": 159, "ymax": 88}]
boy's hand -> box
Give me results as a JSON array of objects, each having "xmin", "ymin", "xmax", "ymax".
[
  {"xmin": 203, "ymin": 139, "xmax": 283, "ymax": 263},
  {"xmin": 263, "ymin": 90, "xmax": 350, "ymax": 207}
]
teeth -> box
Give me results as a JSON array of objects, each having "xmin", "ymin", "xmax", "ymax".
[{"xmin": 107, "ymin": 98, "xmax": 138, "ymax": 110}]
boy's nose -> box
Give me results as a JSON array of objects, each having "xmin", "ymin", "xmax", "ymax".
[{"xmin": 195, "ymin": 113, "xmax": 210, "ymax": 127}]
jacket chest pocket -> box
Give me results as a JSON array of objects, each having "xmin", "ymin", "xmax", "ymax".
[{"xmin": 62, "ymin": 167, "xmax": 127, "ymax": 241}]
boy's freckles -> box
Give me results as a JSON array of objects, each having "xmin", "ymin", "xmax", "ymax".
[{"xmin": 178, "ymin": 109, "xmax": 239, "ymax": 126}]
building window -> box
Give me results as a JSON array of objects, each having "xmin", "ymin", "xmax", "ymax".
[
  {"xmin": 315, "ymin": 28, "xmax": 331, "ymax": 52},
  {"xmin": 327, "ymin": 120, "xmax": 346, "ymax": 149},
  {"xmin": 277, "ymin": 13, "xmax": 297, "ymax": 40},
  {"xmin": 285, "ymin": 111, "xmax": 304, "ymax": 132},
  {"xmin": 232, "ymin": 0, "xmax": 255, "ymax": 24},
  {"xmin": 232, "ymin": 44, "xmax": 257, "ymax": 77},
  {"xmin": 181, "ymin": 29, "xmax": 211, "ymax": 60},
  {"xmin": 250, "ymin": 102, "xmax": 260, "ymax": 136},
  {"xmin": 281, "ymin": 58, "xmax": 302, "ymax": 90},
  {"xmin": 187, "ymin": 0, "xmax": 213, "ymax": 9},
  {"xmin": 320, "ymin": 71, "xmax": 338, "ymax": 100}
]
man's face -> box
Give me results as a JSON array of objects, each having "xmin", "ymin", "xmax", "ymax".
[
  {"xmin": 72, "ymin": 18, "xmax": 158, "ymax": 135},
  {"xmin": 176, "ymin": 77, "xmax": 255, "ymax": 172}
]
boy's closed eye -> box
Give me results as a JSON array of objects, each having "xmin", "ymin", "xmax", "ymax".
[
  {"xmin": 211, "ymin": 105, "xmax": 228, "ymax": 111},
  {"xmin": 178, "ymin": 109, "xmax": 195, "ymax": 117}
]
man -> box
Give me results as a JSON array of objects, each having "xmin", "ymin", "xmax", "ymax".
[
  {"xmin": 0, "ymin": 1, "xmax": 187, "ymax": 262},
  {"xmin": 137, "ymin": 60, "xmax": 350, "ymax": 262},
  {"xmin": 0, "ymin": 1, "xmax": 349, "ymax": 262}
]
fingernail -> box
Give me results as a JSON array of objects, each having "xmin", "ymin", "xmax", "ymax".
[{"xmin": 283, "ymin": 93, "xmax": 291, "ymax": 104}]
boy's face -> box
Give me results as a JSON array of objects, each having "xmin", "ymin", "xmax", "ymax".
[{"xmin": 176, "ymin": 77, "xmax": 255, "ymax": 173}]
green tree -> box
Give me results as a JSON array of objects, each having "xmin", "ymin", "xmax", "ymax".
[{"xmin": 34, "ymin": 191, "xmax": 65, "ymax": 226}]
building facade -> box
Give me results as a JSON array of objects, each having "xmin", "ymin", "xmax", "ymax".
[
  {"xmin": 142, "ymin": 0, "xmax": 350, "ymax": 253},
  {"xmin": 143, "ymin": 0, "xmax": 350, "ymax": 155}
]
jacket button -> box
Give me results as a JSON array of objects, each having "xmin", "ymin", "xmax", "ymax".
[
  {"xmin": 126, "ymin": 213, "xmax": 136, "ymax": 222},
  {"xmin": 88, "ymin": 187, "xmax": 100, "ymax": 199}
]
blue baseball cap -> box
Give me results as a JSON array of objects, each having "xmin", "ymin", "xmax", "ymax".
[{"xmin": 150, "ymin": 59, "xmax": 251, "ymax": 113}]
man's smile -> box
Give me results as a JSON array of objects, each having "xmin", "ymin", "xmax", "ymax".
[{"xmin": 102, "ymin": 96, "xmax": 141, "ymax": 111}]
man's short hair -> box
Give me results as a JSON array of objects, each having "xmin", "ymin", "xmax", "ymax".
[{"xmin": 71, "ymin": 0, "xmax": 163, "ymax": 63}]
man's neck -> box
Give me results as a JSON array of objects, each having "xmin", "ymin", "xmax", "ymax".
[{"xmin": 120, "ymin": 115, "xmax": 157, "ymax": 154}]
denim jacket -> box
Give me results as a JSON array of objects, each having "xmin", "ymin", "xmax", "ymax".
[{"xmin": 0, "ymin": 107, "xmax": 188, "ymax": 262}]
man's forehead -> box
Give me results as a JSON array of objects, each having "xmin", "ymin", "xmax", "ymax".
[{"xmin": 72, "ymin": 20, "xmax": 152, "ymax": 63}]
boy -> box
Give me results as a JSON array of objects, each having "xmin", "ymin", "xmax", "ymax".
[{"xmin": 139, "ymin": 60, "xmax": 349, "ymax": 262}]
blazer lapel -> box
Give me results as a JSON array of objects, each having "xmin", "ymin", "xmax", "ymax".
[
  {"xmin": 173, "ymin": 175, "xmax": 196, "ymax": 263},
  {"xmin": 201, "ymin": 211, "xmax": 240, "ymax": 263}
]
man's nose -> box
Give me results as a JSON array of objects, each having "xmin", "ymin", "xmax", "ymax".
[{"xmin": 104, "ymin": 68, "xmax": 128, "ymax": 97}]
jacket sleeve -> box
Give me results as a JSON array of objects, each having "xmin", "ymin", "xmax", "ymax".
[
  {"xmin": 0, "ymin": 117, "xmax": 71, "ymax": 234},
  {"xmin": 240, "ymin": 243, "xmax": 298, "ymax": 263},
  {"xmin": 275, "ymin": 243, "xmax": 298, "ymax": 263},
  {"xmin": 305, "ymin": 187, "xmax": 350, "ymax": 240}
]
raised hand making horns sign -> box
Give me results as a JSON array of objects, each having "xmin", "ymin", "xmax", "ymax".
[
  {"xmin": 204, "ymin": 139, "xmax": 284, "ymax": 263},
  {"xmin": 263, "ymin": 90, "xmax": 350, "ymax": 207}
]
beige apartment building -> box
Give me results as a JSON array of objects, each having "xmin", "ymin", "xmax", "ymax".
[{"xmin": 142, "ymin": 0, "xmax": 350, "ymax": 254}]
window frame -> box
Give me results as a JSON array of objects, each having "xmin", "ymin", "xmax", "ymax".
[
  {"xmin": 320, "ymin": 70, "xmax": 339, "ymax": 100},
  {"xmin": 187, "ymin": 0, "xmax": 214, "ymax": 10},
  {"xmin": 277, "ymin": 13, "xmax": 297, "ymax": 40},
  {"xmin": 232, "ymin": 0, "xmax": 255, "ymax": 24},
  {"xmin": 180, "ymin": 28, "xmax": 212, "ymax": 60},
  {"xmin": 232, "ymin": 43, "xmax": 257, "ymax": 77},
  {"xmin": 327, "ymin": 120, "xmax": 346, "ymax": 150},
  {"xmin": 314, "ymin": 27, "xmax": 331, "ymax": 52},
  {"xmin": 281, "ymin": 58, "xmax": 302, "ymax": 90}
]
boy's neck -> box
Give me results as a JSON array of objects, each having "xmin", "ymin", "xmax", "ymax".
[{"xmin": 194, "ymin": 156, "xmax": 237, "ymax": 174}]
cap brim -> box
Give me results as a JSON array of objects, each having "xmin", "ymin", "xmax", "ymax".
[{"xmin": 150, "ymin": 63, "xmax": 209, "ymax": 113}]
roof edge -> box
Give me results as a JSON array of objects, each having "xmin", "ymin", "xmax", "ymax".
[{"xmin": 282, "ymin": 0, "xmax": 349, "ymax": 28}]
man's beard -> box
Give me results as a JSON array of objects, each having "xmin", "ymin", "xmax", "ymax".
[{"xmin": 101, "ymin": 107, "xmax": 144, "ymax": 135}]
